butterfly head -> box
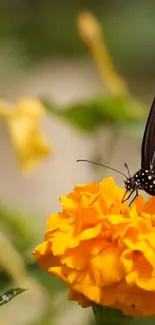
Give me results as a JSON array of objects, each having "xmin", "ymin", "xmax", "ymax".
[
  {"xmin": 122, "ymin": 171, "xmax": 143, "ymax": 204},
  {"xmin": 122, "ymin": 176, "xmax": 140, "ymax": 204},
  {"xmin": 124, "ymin": 177, "xmax": 139, "ymax": 192}
]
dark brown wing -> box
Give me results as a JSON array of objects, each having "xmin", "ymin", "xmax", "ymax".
[{"xmin": 141, "ymin": 97, "xmax": 155, "ymax": 169}]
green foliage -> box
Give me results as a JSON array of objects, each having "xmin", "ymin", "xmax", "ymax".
[
  {"xmin": 42, "ymin": 96, "xmax": 146, "ymax": 133},
  {"xmin": 0, "ymin": 1, "xmax": 155, "ymax": 78},
  {"xmin": 0, "ymin": 206, "xmax": 39, "ymax": 252},
  {"xmin": 131, "ymin": 317, "xmax": 155, "ymax": 325},
  {"xmin": 0, "ymin": 288, "xmax": 27, "ymax": 306},
  {"xmin": 0, "ymin": 205, "xmax": 67, "ymax": 324},
  {"xmin": 92, "ymin": 304, "xmax": 132, "ymax": 325},
  {"xmin": 30, "ymin": 263, "xmax": 67, "ymax": 294},
  {"xmin": 91, "ymin": 306, "xmax": 155, "ymax": 325}
]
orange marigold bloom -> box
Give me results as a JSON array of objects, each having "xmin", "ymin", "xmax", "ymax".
[{"xmin": 33, "ymin": 177, "xmax": 155, "ymax": 317}]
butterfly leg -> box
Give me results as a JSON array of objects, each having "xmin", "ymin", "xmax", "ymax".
[
  {"xmin": 128, "ymin": 188, "xmax": 139, "ymax": 206},
  {"xmin": 122, "ymin": 189, "xmax": 129, "ymax": 203},
  {"xmin": 122, "ymin": 188, "xmax": 136, "ymax": 204},
  {"xmin": 122, "ymin": 188, "xmax": 134, "ymax": 203}
]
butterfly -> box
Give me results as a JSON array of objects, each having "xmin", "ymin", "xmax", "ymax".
[
  {"xmin": 122, "ymin": 96, "xmax": 155, "ymax": 203},
  {"xmin": 77, "ymin": 97, "xmax": 155, "ymax": 205}
]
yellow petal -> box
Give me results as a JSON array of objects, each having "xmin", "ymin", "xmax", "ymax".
[{"xmin": 33, "ymin": 176, "xmax": 155, "ymax": 317}]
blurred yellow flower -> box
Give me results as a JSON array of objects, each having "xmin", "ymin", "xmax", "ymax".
[
  {"xmin": 78, "ymin": 12, "xmax": 128, "ymax": 97},
  {"xmin": 0, "ymin": 98, "xmax": 51, "ymax": 172},
  {"xmin": 33, "ymin": 177, "xmax": 155, "ymax": 317}
]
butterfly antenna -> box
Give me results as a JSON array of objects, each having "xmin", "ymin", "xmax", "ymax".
[
  {"xmin": 124, "ymin": 162, "xmax": 130, "ymax": 178},
  {"xmin": 76, "ymin": 159, "xmax": 127, "ymax": 178}
]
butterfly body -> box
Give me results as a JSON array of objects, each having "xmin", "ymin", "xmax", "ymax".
[{"xmin": 124, "ymin": 168, "xmax": 155, "ymax": 196}]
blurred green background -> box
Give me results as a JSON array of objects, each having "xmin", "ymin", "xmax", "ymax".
[
  {"xmin": 0, "ymin": 1, "xmax": 155, "ymax": 325},
  {"xmin": 1, "ymin": 0, "xmax": 155, "ymax": 82}
]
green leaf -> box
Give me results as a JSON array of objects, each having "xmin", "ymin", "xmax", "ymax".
[
  {"xmin": 92, "ymin": 304, "xmax": 132, "ymax": 325},
  {"xmin": 0, "ymin": 288, "xmax": 27, "ymax": 306},
  {"xmin": 42, "ymin": 98, "xmax": 102, "ymax": 132},
  {"xmin": 42, "ymin": 96, "xmax": 146, "ymax": 133},
  {"xmin": 95, "ymin": 96, "xmax": 146, "ymax": 124}
]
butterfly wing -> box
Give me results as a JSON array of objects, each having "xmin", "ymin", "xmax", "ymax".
[{"xmin": 141, "ymin": 97, "xmax": 155, "ymax": 169}]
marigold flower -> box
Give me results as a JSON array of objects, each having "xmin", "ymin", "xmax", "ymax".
[
  {"xmin": 0, "ymin": 98, "xmax": 51, "ymax": 172},
  {"xmin": 33, "ymin": 177, "xmax": 155, "ymax": 317}
]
